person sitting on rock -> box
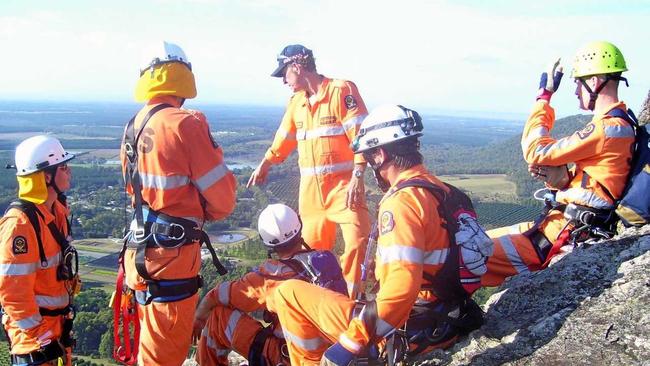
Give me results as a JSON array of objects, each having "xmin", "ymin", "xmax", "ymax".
[{"xmin": 482, "ymin": 41, "xmax": 636, "ymax": 287}]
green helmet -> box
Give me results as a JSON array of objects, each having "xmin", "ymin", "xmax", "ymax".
[{"xmin": 572, "ymin": 41, "xmax": 627, "ymax": 78}]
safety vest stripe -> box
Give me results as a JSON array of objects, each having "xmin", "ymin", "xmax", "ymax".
[
  {"xmin": 217, "ymin": 281, "xmax": 230, "ymax": 306},
  {"xmin": 556, "ymin": 188, "xmax": 614, "ymax": 209},
  {"xmin": 299, "ymin": 161, "xmax": 354, "ymax": 177},
  {"xmin": 225, "ymin": 310, "xmax": 242, "ymax": 344},
  {"xmin": 202, "ymin": 328, "xmax": 231, "ymax": 357},
  {"xmin": 194, "ymin": 163, "xmax": 231, "ymax": 192},
  {"xmin": 604, "ymin": 125, "xmax": 635, "ymax": 138},
  {"xmin": 273, "ymin": 328, "xmax": 285, "ymax": 339},
  {"xmin": 139, "ymin": 173, "xmax": 190, "ymax": 190},
  {"xmin": 0, "ymin": 253, "xmax": 61, "ymax": 276},
  {"xmin": 277, "ymin": 128, "xmax": 296, "ymax": 141},
  {"xmin": 15, "ymin": 314, "xmax": 42, "ymax": 330},
  {"xmin": 35, "ymin": 294, "xmax": 69, "ymax": 308},
  {"xmin": 338, "ymin": 334, "xmax": 362, "ymax": 353},
  {"xmin": 296, "ymin": 126, "xmax": 346, "ymax": 140},
  {"xmin": 533, "ymin": 135, "xmax": 576, "ymax": 157},
  {"xmin": 284, "ymin": 329, "xmax": 326, "ymax": 351},
  {"xmin": 521, "ymin": 127, "xmax": 549, "ymax": 150},
  {"xmin": 376, "ymin": 245, "xmax": 448, "ymax": 265},
  {"xmin": 342, "ymin": 115, "xmax": 366, "ymax": 132},
  {"xmin": 498, "ymin": 236, "xmax": 529, "ymax": 274}
]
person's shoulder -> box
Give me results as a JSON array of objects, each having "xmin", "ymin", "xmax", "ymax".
[{"xmin": 329, "ymin": 78, "xmax": 359, "ymax": 91}]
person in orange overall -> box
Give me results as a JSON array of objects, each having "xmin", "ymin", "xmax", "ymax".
[
  {"xmin": 194, "ymin": 203, "xmax": 343, "ymax": 366},
  {"xmin": 120, "ymin": 41, "xmax": 237, "ymax": 366},
  {"xmin": 0, "ymin": 135, "xmax": 79, "ymax": 366},
  {"xmin": 247, "ymin": 44, "xmax": 370, "ymax": 299},
  {"xmin": 482, "ymin": 41, "xmax": 635, "ymax": 287},
  {"xmin": 266, "ymin": 105, "xmax": 484, "ymax": 366}
]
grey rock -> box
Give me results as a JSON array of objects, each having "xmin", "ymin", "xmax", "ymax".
[{"xmin": 415, "ymin": 225, "xmax": 650, "ymax": 366}]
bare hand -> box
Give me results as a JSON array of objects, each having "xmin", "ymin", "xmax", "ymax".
[
  {"xmin": 192, "ymin": 317, "xmax": 207, "ymax": 345},
  {"xmin": 346, "ymin": 172, "xmax": 365, "ymax": 209},
  {"xmin": 247, "ymin": 159, "xmax": 271, "ymax": 188},
  {"xmin": 529, "ymin": 164, "xmax": 570, "ymax": 189}
]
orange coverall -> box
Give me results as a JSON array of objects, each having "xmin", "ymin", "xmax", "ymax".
[
  {"xmin": 267, "ymin": 165, "xmax": 456, "ymax": 365},
  {"xmin": 482, "ymin": 100, "xmax": 635, "ymax": 287},
  {"xmin": 120, "ymin": 95, "xmax": 237, "ymax": 366},
  {"xmin": 0, "ymin": 201, "xmax": 72, "ymax": 364},
  {"xmin": 195, "ymin": 258, "xmax": 309, "ymax": 365},
  {"xmin": 264, "ymin": 77, "xmax": 371, "ymax": 298}
]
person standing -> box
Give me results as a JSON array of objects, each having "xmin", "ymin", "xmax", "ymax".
[
  {"xmin": 247, "ymin": 44, "xmax": 370, "ymax": 298},
  {"xmin": 120, "ymin": 41, "xmax": 237, "ymax": 366}
]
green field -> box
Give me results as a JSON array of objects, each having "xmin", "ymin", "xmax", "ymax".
[{"xmin": 439, "ymin": 174, "xmax": 517, "ymax": 201}]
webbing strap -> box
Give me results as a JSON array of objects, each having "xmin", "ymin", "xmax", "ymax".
[
  {"xmin": 123, "ymin": 103, "xmax": 172, "ymax": 281},
  {"xmin": 7, "ymin": 200, "xmax": 48, "ymax": 267}
]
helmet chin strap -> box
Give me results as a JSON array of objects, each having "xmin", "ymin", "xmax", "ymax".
[
  {"xmin": 579, "ymin": 75, "xmax": 628, "ymax": 111},
  {"xmin": 46, "ymin": 167, "xmax": 66, "ymax": 204},
  {"xmin": 368, "ymin": 154, "xmax": 392, "ymax": 192}
]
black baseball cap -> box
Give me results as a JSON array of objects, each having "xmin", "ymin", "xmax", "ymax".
[{"xmin": 270, "ymin": 44, "xmax": 314, "ymax": 78}]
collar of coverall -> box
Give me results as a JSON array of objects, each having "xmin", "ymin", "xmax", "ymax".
[
  {"xmin": 31, "ymin": 201, "xmax": 61, "ymax": 226},
  {"xmin": 146, "ymin": 95, "xmax": 183, "ymax": 108},
  {"xmin": 301, "ymin": 76, "xmax": 330, "ymax": 105},
  {"xmin": 596, "ymin": 101, "xmax": 628, "ymax": 118},
  {"xmin": 379, "ymin": 164, "xmax": 433, "ymax": 205}
]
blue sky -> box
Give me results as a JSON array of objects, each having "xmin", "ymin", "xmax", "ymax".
[{"xmin": 0, "ymin": 0, "xmax": 648, "ymax": 118}]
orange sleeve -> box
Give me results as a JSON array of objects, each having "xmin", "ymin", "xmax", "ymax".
[
  {"xmin": 340, "ymin": 192, "xmax": 428, "ymax": 353},
  {"xmin": 0, "ymin": 214, "xmax": 48, "ymax": 342},
  {"xmin": 264, "ymin": 98, "xmax": 298, "ymax": 164},
  {"xmin": 336, "ymin": 81, "xmax": 368, "ymax": 165},
  {"xmin": 212, "ymin": 269, "xmax": 272, "ymax": 313},
  {"xmin": 179, "ymin": 111, "xmax": 237, "ymax": 222},
  {"xmin": 521, "ymin": 101, "xmax": 605, "ymax": 166}
]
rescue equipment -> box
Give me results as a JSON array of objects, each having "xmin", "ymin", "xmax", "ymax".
[{"xmin": 111, "ymin": 261, "xmax": 139, "ymax": 366}]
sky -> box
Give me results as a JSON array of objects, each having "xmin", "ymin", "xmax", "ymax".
[{"xmin": 0, "ymin": 0, "xmax": 649, "ymax": 118}]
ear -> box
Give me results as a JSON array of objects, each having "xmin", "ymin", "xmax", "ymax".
[
  {"xmin": 376, "ymin": 147, "xmax": 389, "ymax": 162},
  {"xmin": 44, "ymin": 172, "xmax": 53, "ymax": 185},
  {"xmin": 588, "ymin": 75, "xmax": 601, "ymax": 88},
  {"xmin": 292, "ymin": 63, "xmax": 302, "ymax": 75}
]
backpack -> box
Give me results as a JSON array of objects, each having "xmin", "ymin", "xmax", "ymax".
[
  {"xmin": 395, "ymin": 179, "xmax": 493, "ymax": 301},
  {"xmin": 609, "ymin": 108, "xmax": 650, "ymax": 227},
  {"xmin": 280, "ymin": 250, "xmax": 349, "ymax": 297}
]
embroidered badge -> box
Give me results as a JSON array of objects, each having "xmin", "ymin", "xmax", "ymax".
[
  {"xmin": 577, "ymin": 123, "xmax": 595, "ymax": 140},
  {"xmin": 380, "ymin": 211, "xmax": 395, "ymax": 235},
  {"xmin": 319, "ymin": 116, "xmax": 337, "ymax": 125},
  {"xmin": 12, "ymin": 236, "xmax": 28, "ymax": 254},
  {"xmin": 344, "ymin": 95, "xmax": 357, "ymax": 110}
]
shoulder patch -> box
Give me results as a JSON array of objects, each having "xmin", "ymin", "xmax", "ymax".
[
  {"xmin": 344, "ymin": 95, "xmax": 358, "ymax": 110},
  {"xmin": 380, "ymin": 211, "xmax": 395, "ymax": 235},
  {"xmin": 577, "ymin": 123, "xmax": 596, "ymax": 140},
  {"xmin": 12, "ymin": 236, "xmax": 28, "ymax": 255}
]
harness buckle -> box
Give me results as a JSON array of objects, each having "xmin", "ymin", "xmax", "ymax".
[
  {"xmin": 134, "ymin": 226, "xmax": 146, "ymax": 241},
  {"xmin": 166, "ymin": 223, "xmax": 186, "ymax": 241},
  {"xmin": 124, "ymin": 142, "xmax": 136, "ymax": 163}
]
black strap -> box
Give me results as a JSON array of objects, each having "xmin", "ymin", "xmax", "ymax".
[
  {"xmin": 138, "ymin": 276, "xmax": 203, "ymax": 305},
  {"xmin": 7, "ymin": 200, "xmax": 48, "ymax": 267},
  {"xmin": 394, "ymin": 180, "xmax": 469, "ymax": 303},
  {"xmin": 248, "ymin": 326, "xmax": 276, "ymax": 366},
  {"xmin": 11, "ymin": 340, "xmax": 65, "ymax": 365},
  {"xmin": 123, "ymin": 103, "xmax": 172, "ymax": 281}
]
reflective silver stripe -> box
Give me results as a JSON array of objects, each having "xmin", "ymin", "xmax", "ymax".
[
  {"xmin": 277, "ymin": 128, "xmax": 296, "ymax": 140},
  {"xmin": 377, "ymin": 245, "xmax": 423, "ymax": 264},
  {"xmin": 35, "ymin": 294, "xmax": 69, "ymax": 308},
  {"xmin": 347, "ymin": 281, "xmax": 358, "ymax": 297},
  {"xmin": 423, "ymin": 248, "xmax": 449, "ymax": 266},
  {"xmin": 15, "ymin": 314, "xmax": 42, "ymax": 330},
  {"xmin": 299, "ymin": 161, "xmax": 354, "ymax": 177},
  {"xmin": 194, "ymin": 163, "xmax": 230, "ymax": 192},
  {"xmin": 533, "ymin": 135, "xmax": 577, "ymax": 157},
  {"xmin": 202, "ymin": 328, "xmax": 231, "ymax": 357},
  {"xmin": 339, "ymin": 333, "xmax": 362, "ymax": 353},
  {"xmin": 296, "ymin": 126, "xmax": 346, "ymax": 140},
  {"xmin": 460, "ymin": 277, "xmax": 481, "ymax": 284},
  {"xmin": 225, "ymin": 310, "xmax": 242, "ymax": 343},
  {"xmin": 498, "ymin": 236, "xmax": 529, "ymax": 274},
  {"xmin": 274, "ymin": 328, "xmax": 285, "ymax": 339},
  {"xmin": 521, "ymin": 127, "xmax": 549, "ymax": 150},
  {"xmin": 556, "ymin": 188, "xmax": 614, "ymax": 209},
  {"xmin": 375, "ymin": 317, "xmax": 395, "ymax": 338},
  {"xmin": 284, "ymin": 329, "xmax": 326, "ymax": 351},
  {"xmin": 0, "ymin": 253, "xmax": 61, "ymax": 276},
  {"xmin": 342, "ymin": 115, "xmax": 365, "ymax": 132},
  {"xmin": 508, "ymin": 224, "xmax": 522, "ymax": 234},
  {"xmin": 604, "ymin": 125, "xmax": 635, "ymax": 138},
  {"xmin": 218, "ymin": 282, "xmax": 230, "ymax": 306},
  {"xmin": 140, "ymin": 173, "xmax": 189, "ymax": 190}
]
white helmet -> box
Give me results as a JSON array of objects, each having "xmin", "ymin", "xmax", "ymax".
[
  {"xmin": 258, "ymin": 204, "xmax": 302, "ymax": 249},
  {"xmin": 15, "ymin": 135, "xmax": 74, "ymax": 176},
  {"xmin": 140, "ymin": 41, "xmax": 192, "ymax": 75},
  {"xmin": 351, "ymin": 104, "xmax": 423, "ymax": 153}
]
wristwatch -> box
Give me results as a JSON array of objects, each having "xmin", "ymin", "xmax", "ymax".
[{"xmin": 353, "ymin": 168, "xmax": 364, "ymax": 178}]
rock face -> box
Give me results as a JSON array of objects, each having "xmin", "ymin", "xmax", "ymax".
[
  {"xmin": 416, "ymin": 225, "xmax": 650, "ymax": 366},
  {"xmin": 638, "ymin": 89, "xmax": 650, "ymax": 125}
]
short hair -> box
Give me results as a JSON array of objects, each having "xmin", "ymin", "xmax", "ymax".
[{"xmin": 382, "ymin": 137, "xmax": 423, "ymax": 170}]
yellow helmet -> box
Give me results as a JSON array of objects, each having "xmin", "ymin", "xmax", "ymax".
[
  {"xmin": 134, "ymin": 41, "xmax": 197, "ymax": 102},
  {"xmin": 572, "ymin": 41, "xmax": 627, "ymax": 78}
]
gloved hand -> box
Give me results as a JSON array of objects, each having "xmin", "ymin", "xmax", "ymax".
[
  {"xmin": 537, "ymin": 58, "xmax": 564, "ymax": 102},
  {"xmin": 320, "ymin": 343, "xmax": 355, "ymax": 366}
]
